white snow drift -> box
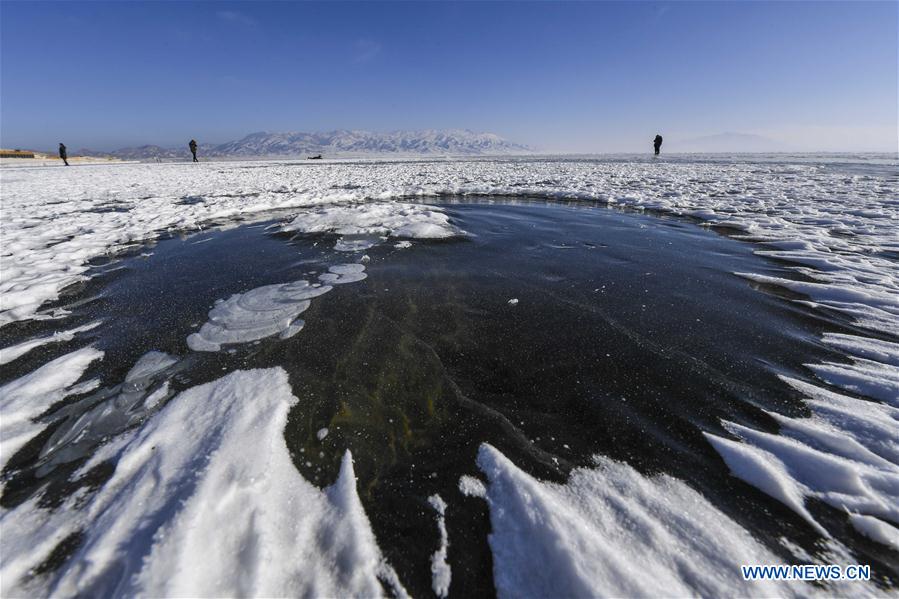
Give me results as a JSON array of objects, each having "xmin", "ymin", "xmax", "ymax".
[
  {"xmin": 281, "ymin": 202, "xmax": 461, "ymax": 239},
  {"xmin": 0, "ymin": 346, "xmax": 103, "ymax": 471},
  {"xmin": 0, "ymin": 368, "xmax": 407, "ymax": 598},
  {"xmin": 472, "ymin": 443, "xmax": 813, "ymax": 597}
]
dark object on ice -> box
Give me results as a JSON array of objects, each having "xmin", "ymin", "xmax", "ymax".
[
  {"xmin": 653, "ymin": 134, "xmax": 663, "ymax": 156},
  {"xmin": 189, "ymin": 139, "xmax": 199, "ymax": 162},
  {"xmin": 308, "ymin": 154, "xmax": 322, "ymax": 160},
  {"xmin": 59, "ymin": 143, "xmax": 69, "ymax": 166}
]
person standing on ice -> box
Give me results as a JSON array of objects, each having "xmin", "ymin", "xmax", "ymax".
[
  {"xmin": 189, "ymin": 139, "xmax": 199, "ymax": 162},
  {"xmin": 58, "ymin": 143, "xmax": 69, "ymax": 166},
  {"xmin": 653, "ymin": 134, "xmax": 663, "ymax": 156}
]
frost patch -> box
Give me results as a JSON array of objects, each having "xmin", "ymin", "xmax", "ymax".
[
  {"xmin": 187, "ymin": 280, "xmax": 332, "ymax": 351},
  {"xmin": 319, "ymin": 263, "xmax": 367, "ymax": 285}
]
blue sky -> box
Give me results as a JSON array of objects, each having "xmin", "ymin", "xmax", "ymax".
[{"xmin": 1, "ymin": 1, "xmax": 896, "ymax": 152}]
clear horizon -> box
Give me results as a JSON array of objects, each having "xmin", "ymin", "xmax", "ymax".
[{"xmin": 1, "ymin": 1, "xmax": 896, "ymax": 153}]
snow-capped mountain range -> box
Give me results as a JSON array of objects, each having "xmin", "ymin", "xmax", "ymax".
[{"xmin": 77, "ymin": 129, "xmax": 532, "ymax": 160}]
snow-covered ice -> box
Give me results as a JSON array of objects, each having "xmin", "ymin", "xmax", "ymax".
[
  {"xmin": 0, "ymin": 368, "xmax": 407, "ymax": 598},
  {"xmin": 319, "ymin": 263, "xmax": 367, "ymax": 285},
  {"xmin": 1, "ymin": 154, "xmax": 897, "ymax": 594},
  {"xmin": 281, "ymin": 202, "xmax": 461, "ymax": 240},
  {"xmin": 2, "ymin": 156, "xmax": 895, "ymax": 336},
  {"xmin": 473, "ymin": 443, "xmax": 813, "ymax": 597},
  {"xmin": 37, "ymin": 350, "xmax": 179, "ymax": 471},
  {"xmin": 705, "ymin": 374, "xmax": 899, "ymax": 543},
  {"xmin": 0, "ymin": 321, "xmax": 100, "ymax": 365},
  {"xmin": 0, "ymin": 346, "xmax": 103, "ymax": 472},
  {"xmin": 849, "ymin": 514, "xmax": 899, "ymax": 551}
]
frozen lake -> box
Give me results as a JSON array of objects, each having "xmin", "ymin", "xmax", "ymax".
[{"xmin": 1, "ymin": 156, "xmax": 897, "ymax": 596}]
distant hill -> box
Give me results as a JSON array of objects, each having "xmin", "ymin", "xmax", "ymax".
[
  {"xmin": 77, "ymin": 145, "xmax": 177, "ymax": 160},
  {"xmin": 210, "ymin": 129, "xmax": 531, "ymax": 157},
  {"xmin": 75, "ymin": 130, "xmax": 532, "ymax": 161},
  {"xmin": 668, "ymin": 132, "xmax": 788, "ymax": 153}
]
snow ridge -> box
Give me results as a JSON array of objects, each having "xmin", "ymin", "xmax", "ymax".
[{"xmin": 1, "ymin": 368, "xmax": 406, "ymax": 598}]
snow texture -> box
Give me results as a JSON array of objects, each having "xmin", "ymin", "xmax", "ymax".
[
  {"xmin": 428, "ymin": 494, "xmax": 451, "ymax": 598},
  {"xmin": 0, "ymin": 321, "xmax": 101, "ymax": 365},
  {"xmin": 848, "ymin": 514, "xmax": 899, "ymax": 551},
  {"xmin": 474, "ymin": 443, "xmax": 812, "ymax": 597},
  {"xmin": 1, "ymin": 155, "xmax": 897, "ymax": 592},
  {"xmin": 458, "ymin": 474, "xmax": 487, "ymax": 498},
  {"xmin": 2, "ymin": 156, "xmax": 894, "ymax": 337},
  {"xmin": 0, "ymin": 346, "xmax": 103, "ymax": 472},
  {"xmin": 706, "ymin": 375, "xmax": 899, "ymax": 543},
  {"xmin": 0, "ymin": 368, "xmax": 407, "ymax": 598},
  {"xmin": 281, "ymin": 202, "xmax": 461, "ymax": 240},
  {"xmin": 185, "ymin": 265, "xmax": 372, "ymax": 353}
]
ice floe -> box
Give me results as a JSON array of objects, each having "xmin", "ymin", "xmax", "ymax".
[
  {"xmin": 187, "ymin": 263, "xmax": 368, "ymax": 352},
  {"xmin": 187, "ymin": 280, "xmax": 333, "ymax": 351},
  {"xmin": 37, "ymin": 350, "xmax": 180, "ymax": 473},
  {"xmin": 0, "ymin": 368, "xmax": 406, "ymax": 598},
  {"xmin": 333, "ymin": 236, "xmax": 379, "ymax": 252},
  {"xmin": 319, "ymin": 263, "xmax": 367, "ymax": 285}
]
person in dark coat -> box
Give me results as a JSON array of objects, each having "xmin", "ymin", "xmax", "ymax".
[
  {"xmin": 189, "ymin": 139, "xmax": 198, "ymax": 162},
  {"xmin": 653, "ymin": 134, "xmax": 663, "ymax": 156},
  {"xmin": 59, "ymin": 143, "xmax": 69, "ymax": 166}
]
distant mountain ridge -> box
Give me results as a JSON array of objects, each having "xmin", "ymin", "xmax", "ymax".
[{"xmin": 77, "ymin": 129, "xmax": 532, "ymax": 160}]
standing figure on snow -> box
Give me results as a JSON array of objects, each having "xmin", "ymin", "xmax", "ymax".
[
  {"xmin": 59, "ymin": 143, "xmax": 69, "ymax": 166},
  {"xmin": 653, "ymin": 134, "xmax": 663, "ymax": 156},
  {"xmin": 189, "ymin": 139, "xmax": 199, "ymax": 162}
]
